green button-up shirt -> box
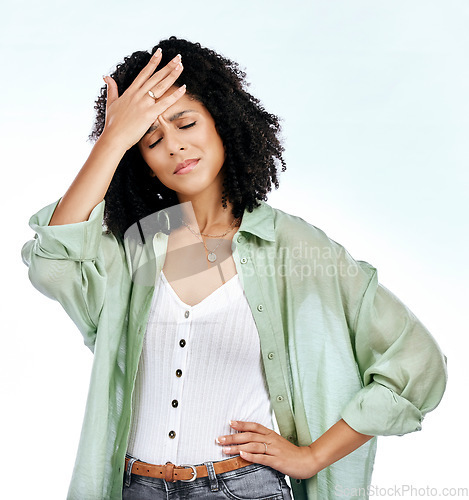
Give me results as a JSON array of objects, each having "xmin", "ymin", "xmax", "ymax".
[{"xmin": 21, "ymin": 198, "xmax": 447, "ymax": 500}]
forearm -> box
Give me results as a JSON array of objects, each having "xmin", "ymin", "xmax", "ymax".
[
  {"xmin": 307, "ymin": 418, "xmax": 374, "ymax": 476},
  {"xmin": 49, "ymin": 132, "xmax": 127, "ymax": 226}
]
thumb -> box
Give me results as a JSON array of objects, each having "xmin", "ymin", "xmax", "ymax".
[{"xmin": 103, "ymin": 76, "xmax": 119, "ymax": 109}]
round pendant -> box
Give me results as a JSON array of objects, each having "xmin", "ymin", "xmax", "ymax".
[{"xmin": 207, "ymin": 252, "xmax": 217, "ymax": 263}]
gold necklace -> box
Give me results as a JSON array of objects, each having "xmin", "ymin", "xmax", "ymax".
[{"xmin": 180, "ymin": 217, "xmax": 241, "ymax": 262}]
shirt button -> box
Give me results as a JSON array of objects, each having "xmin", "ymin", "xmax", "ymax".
[
  {"xmin": 268, "ymin": 352, "xmax": 275, "ymax": 360},
  {"xmin": 237, "ymin": 235, "xmax": 244, "ymax": 243},
  {"xmin": 240, "ymin": 257, "xmax": 248, "ymax": 264},
  {"xmin": 257, "ymin": 304, "xmax": 264, "ymax": 312},
  {"xmin": 169, "ymin": 431, "xmax": 176, "ymax": 439},
  {"xmin": 276, "ymin": 395, "xmax": 284, "ymax": 402},
  {"xmin": 176, "ymin": 369, "xmax": 182, "ymax": 378},
  {"xmin": 172, "ymin": 400, "xmax": 179, "ymax": 408},
  {"xmin": 179, "ymin": 339, "xmax": 186, "ymax": 348},
  {"xmin": 184, "ymin": 310, "xmax": 190, "ymax": 318}
]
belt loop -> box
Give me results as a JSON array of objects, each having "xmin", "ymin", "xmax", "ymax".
[
  {"xmin": 204, "ymin": 461, "xmax": 219, "ymax": 492},
  {"xmin": 125, "ymin": 456, "xmax": 138, "ymax": 487},
  {"xmin": 165, "ymin": 462, "xmax": 176, "ymax": 483}
]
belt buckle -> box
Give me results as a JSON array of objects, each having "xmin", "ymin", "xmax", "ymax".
[{"xmin": 179, "ymin": 464, "xmax": 197, "ymax": 482}]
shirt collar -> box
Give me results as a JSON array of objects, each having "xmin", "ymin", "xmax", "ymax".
[{"xmin": 238, "ymin": 200, "xmax": 276, "ymax": 242}]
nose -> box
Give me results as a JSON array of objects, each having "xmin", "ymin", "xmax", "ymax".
[
  {"xmin": 156, "ymin": 116, "xmax": 186, "ymax": 156},
  {"xmin": 169, "ymin": 147, "xmax": 185, "ymax": 156},
  {"xmin": 163, "ymin": 129, "xmax": 186, "ymax": 156}
]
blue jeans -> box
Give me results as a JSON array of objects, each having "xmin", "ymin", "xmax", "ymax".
[{"xmin": 122, "ymin": 454, "xmax": 292, "ymax": 499}]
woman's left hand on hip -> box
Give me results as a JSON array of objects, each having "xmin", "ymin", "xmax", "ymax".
[{"xmin": 216, "ymin": 420, "xmax": 317, "ymax": 480}]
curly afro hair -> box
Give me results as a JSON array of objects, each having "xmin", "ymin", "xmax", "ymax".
[{"xmin": 90, "ymin": 36, "xmax": 286, "ymax": 239}]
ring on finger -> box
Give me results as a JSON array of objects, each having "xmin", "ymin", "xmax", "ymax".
[
  {"xmin": 263, "ymin": 442, "xmax": 268, "ymax": 454},
  {"xmin": 148, "ymin": 90, "xmax": 158, "ymax": 102}
]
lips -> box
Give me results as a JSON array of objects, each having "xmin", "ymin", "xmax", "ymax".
[{"xmin": 174, "ymin": 159, "xmax": 199, "ymax": 174}]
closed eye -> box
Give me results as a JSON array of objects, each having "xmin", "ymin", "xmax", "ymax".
[
  {"xmin": 180, "ymin": 122, "xmax": 196, "ymax": 130},
  {"xmin": 149, "ymin": 138, "xmax": 162, "ymax": 149},
  {"xmin": 148, "ymin": 122, "xmax": 197, "ymax": 149}
]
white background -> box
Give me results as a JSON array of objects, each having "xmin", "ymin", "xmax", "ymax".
[{"xmin": 2, "ymin": 0, "xmax": 467, "ymax": 498}]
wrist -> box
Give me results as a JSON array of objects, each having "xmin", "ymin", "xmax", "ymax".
[
  {"xmin": 306, "ymin": 442, "xmax": 326, "ymax": 477},
  {"xmin": 96, "ymin": 129, "xmax": 132, "ymax": 156}
]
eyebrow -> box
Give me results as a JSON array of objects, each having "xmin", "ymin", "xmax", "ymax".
[{"xmin": 145, "ymin": 110, "xmax": 199, "ymax": 134}]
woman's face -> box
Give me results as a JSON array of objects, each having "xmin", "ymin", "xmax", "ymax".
[{"xmin": 138, "ymin": 89, "xmax": 226, "ymax": 201}]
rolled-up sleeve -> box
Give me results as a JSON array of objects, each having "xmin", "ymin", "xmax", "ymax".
[
  {"xmin": 340, "ymin": 267, "xmax": 448, "ymax": 436},
  {"xmin": 21, "ymin": 199, "xmax": 119, "ymax": 350}
]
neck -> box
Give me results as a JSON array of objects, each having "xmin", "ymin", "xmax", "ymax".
[{"xmin": 176, "ymin": 183, "xmax": 239, "ymax": 235}]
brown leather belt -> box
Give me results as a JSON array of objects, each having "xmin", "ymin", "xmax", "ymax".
[{"xmin": 125, "ymin": 456, "xmax": 252, "ymax": 483}]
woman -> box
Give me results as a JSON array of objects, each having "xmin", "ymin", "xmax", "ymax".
[{"xmin": 21, "ymin": 37, "xmax": 447, "ymax": 500}]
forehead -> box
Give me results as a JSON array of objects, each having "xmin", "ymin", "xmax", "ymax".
[{"xmin": 159, "ymin": 90, "xmax": 206, "ymax": 118}]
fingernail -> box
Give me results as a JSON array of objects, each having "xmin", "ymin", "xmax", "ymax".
[
  {"xmin": 174, "ymin": 54, "xmax": 181, "ymax": 62},
  {"xmin": 155, "ymin": 48, "xmax": 162, "ymax": 55},
  {"xmin": 102, "ymin": 76, "xmax": 107, "ymax": 83},
  {"xmin": 223, "ymin": 447, "xmax": 231, "ymax": 453},
  {"xmin": 216, "ymin": 437, "xmax": 225, "ymax": 443},
  {"xmin": 229, "ymin": 420, "xmax": 237, "ymax": 426}
]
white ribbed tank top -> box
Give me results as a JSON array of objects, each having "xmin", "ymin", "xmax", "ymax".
[{"xmin": 126, "ymin": 270, "xmax": 274, "ymax": 465}]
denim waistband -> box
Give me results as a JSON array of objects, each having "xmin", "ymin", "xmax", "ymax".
[{"xmin": 123, "ymin": 452, "xmax": 289, "ymax": 498}]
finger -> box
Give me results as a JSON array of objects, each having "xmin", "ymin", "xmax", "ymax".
[
  {"xmin": 104, "ymin": 76, "xmax": 119, "ymax": 110},
  {"xmin": 239, "ymin": 450, "xmax": 274, "ymax": 467},
  {"xmin": 229, "ymin": 421, "xmax": 270, "ymax": 435},
  {"xmin": 149, "ymin": 84, "xmax": 186, "ymax": 116},
  {"xmin": 217, "ymin": 432, "xmax": 263, "ymax": 445},
  {"xmin": 223, "ymin": 442, "xmax": 269, "ymax": 456},
  {"xmin": 129, "ymin": 48, "xmax": 163, "ymax": 90},
  {"xmin": 142, "ymin": 54, "xmax": 183, "ymax": 94},
  {"xmin": 145, "ymin": 61, "xmax": 183, "ymax": 100}
]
